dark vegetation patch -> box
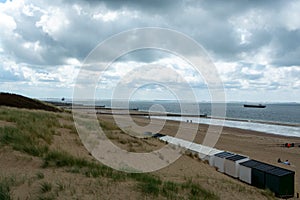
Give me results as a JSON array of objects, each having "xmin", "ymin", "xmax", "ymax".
[{"xmin": 0, "ymin": 93, "xmax": 61, "ymax": 112}]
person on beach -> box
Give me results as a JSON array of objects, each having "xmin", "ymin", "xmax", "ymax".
[
  {"xmin": 283, "ymin": 160, "xmax": 290, "ymax": 165},
  {"xmin": 277, "ymin": 158, "xmax": 281, "ymax": 163}
]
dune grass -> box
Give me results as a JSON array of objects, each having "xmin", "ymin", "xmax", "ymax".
[
  {"xmin": 182, "ymin": 180, "xmax": 219, "ymax": 200},
  {"xmin": 0, "ymin": 107, "xmax": 59, "ymax": 145},
  {"xmin": 260, "ymin": 189, "xmax": 276, "ymax": 200},
  {"xmin": 0, "ymin": 176, "xmax": 18, "ymax": 200},
  {"xmin": 161, "ymin": 181, "xmax": 179, "ymax": 198},
  {"xmin": 0, "ymin": 107, "xmax": 220, "ymax": 199},
  {"xmin": 99, "ymin": 120, "xmax": 121, "ymax": 131},
  {"xmin": 0, "ymin": 178, "xmax": 11, "ymax": 200},
  {"xmin": 0, "ymin": 126, "xmax": 49, "ymax": 157},
  {"xmin": 43, "ymin": 149, "xmax": 219, "ymax": 199},
  {"xmin": 40, "ymin": 182, "xmax": 52, "ymax": 193},
  {"xmin": 36, "ymin": 172, "xmax": 45, "ymax": 180}
]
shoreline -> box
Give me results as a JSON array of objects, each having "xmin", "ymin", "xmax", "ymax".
[
  {"xmin": 97, "ymin": 111, "xmax": 300, "ymax": 140},
  {"xmin": 209, "ymin": 116, "xmax": 300, "ymax": 127},
  {"xmin": 151, "ymin": 116, "xmax": 300, "ymax": 138},
  {"xmin": 68, "ymin": 105, "xmax": 300, "ymax": 138},
  {"xmin": 67, "ymin": 104, "xmax": 300, "ymax": 127},
  {"xmin": 99, "ymin": 110, "xmax": 300, "ymax": 127}
]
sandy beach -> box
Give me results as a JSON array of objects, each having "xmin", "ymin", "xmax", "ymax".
[
  {"xmin": 1, "ymin": 101, "xmax": 299, "ymax": 199},
  {"xmin": 106, "ymin": 114, "xmax": 300, "ymax": 194}
]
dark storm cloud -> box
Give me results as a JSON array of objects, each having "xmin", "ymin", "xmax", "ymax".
[
  {"xmin": 3, "ymin": 0, "xmax": 300, "ymax": 67},
  {"xmin": 270, "ymin": 29, "xmax": 300, "ymax": 66},
  {"xmin": 68, "ymin": 0, "xmax": 182, "ymax": 12}
]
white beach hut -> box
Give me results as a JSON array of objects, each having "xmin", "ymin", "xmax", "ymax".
[
  {"xmin": 159, "ymin": 135, "xmax": 224, "ymax": 166},
  {"xmin": 175, "ymin": 139, "xmax": 193, "ymax": 149},
  {"xmin": 198, "ymin": 146, "xmax": 223, "ymax": 166},
  {"xmin": 214, "ymin": 151, "xmax": 235, "ymax": 173},
  {"xmin": 159, "ymin": 136, "xmax": 191, "ymax": 148},
  {"xmin": 158, "ymin": 136, "xmax": 224, "ymax": 166},
  {"xmin": 159, "ymin": 135, "xmax": 174, "ymax": 143},
  {"xmin": 239, "ymin": 162, "xmax": 253, "ymax": 184},
  {"xmin": 187, "ymin": 142, "xmax": 204, "ymax": 155},
  {"xmin": 224, "ymin": 154, "xmax": 249, "ymax": 178}
]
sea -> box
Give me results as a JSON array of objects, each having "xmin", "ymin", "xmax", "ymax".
[
  {"xmin": 52, "ymin": 99, "xmax": 300, "ymax": 137},
  {"xmin": 109, "ymin": 100, "xmax": 300, "ymax": 137}
]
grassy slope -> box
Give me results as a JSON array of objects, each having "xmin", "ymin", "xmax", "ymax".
[
  {"xmin": 0, "ymin": 93, "xmax": 61, "ymax": 112},
  {"xmin": 0, "ymin": 107, "xmax": 276, "ymax": 200},
  {"xmin": 0, "ymin": 107, "xmax": 220, "ymax": 200}
]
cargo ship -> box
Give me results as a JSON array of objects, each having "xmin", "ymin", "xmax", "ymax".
[{"xmin": 243, "ymin": 104, "xmax": 266, "ymax": 108}]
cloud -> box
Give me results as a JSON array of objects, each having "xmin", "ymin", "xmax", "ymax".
[
  {"xmin": 215, "ymin": 61, "xmax": 300, "ymax": 92},
  {"xmin": 0, "ymin": 0, "xmax": 299, "ymax": 101},
  {"xmin": 0, "ymin": 12, "xmax": 16, "ymax": 33},
  {"xmin": 0, "ymin": 67, "xmax": 25, "ymax": 83},
  {"xmin": 280, "ymin": 1, "xmax": 300, "ymax": 31}
]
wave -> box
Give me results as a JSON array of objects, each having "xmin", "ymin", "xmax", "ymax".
[{"xmin": 152, "ymin": 116, "xmax": 300, "ymax": 138}]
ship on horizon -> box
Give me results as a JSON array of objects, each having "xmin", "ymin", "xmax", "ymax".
[{"xmin": 243, "ymin": 104, "xmax": 266, "ymax": 108}]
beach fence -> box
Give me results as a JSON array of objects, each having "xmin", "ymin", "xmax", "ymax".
[{"xmin": 154, "ymin": 134, "xmax": 295, "ymax": 198}]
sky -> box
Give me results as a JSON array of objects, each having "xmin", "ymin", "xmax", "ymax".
[{"xmin": 0, "ymin": 0, "xmax": 299, "ymax": 102}]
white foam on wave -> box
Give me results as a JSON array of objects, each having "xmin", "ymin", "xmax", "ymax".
[{"xmin": 152, "ymin": 116, "xmax": 300, "ymax": 137}]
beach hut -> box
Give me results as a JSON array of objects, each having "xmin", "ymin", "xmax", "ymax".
[
  {"xmin": 198, "ymin": 146, "xmax": 223, "ymax": 166},
  {"xmin": 239, "ymin": 159, "xmax": 295, "ymax": 198},
  {"xmin": 213, "ymin": 151, "xmax": 235, "ymax": 173},
  {"xmin": 265, "ymin": 167, "xmax": 295, "ymax": 198},
  {"xmin": 224, "ymin": 154, "xmax": 249, "ymax": 178},
  {"xmin": 160, "ymin": 136, "xmax": 191, "ymax": 148},
  {"xmin": 158, "ymin": 135, "xmax": 224, "ymax": 165},
  {"xmin": 239, "ymin": 160, "xmax": 275, "ymax": 188},
  {"xmin": 239, "ymin": 159, "xmax": 263, "ymax": 184},
  {"xmin": 188, "ymin": 142, "xmax": 204, "ymax": 156},
  {"xmin": 159, "ymin": 136, "xmax": 193, "ymax": 153},
  {"xmin": 159, "ymin": 135, "xmax": 173, "ymax": 143},
  {"xmin": 175, "ymin": 139, "xmax": 193, "ymax": 150},
  {"xmin": 250, "ymin": 161, "xmax": 275, "ymax": 189}
]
